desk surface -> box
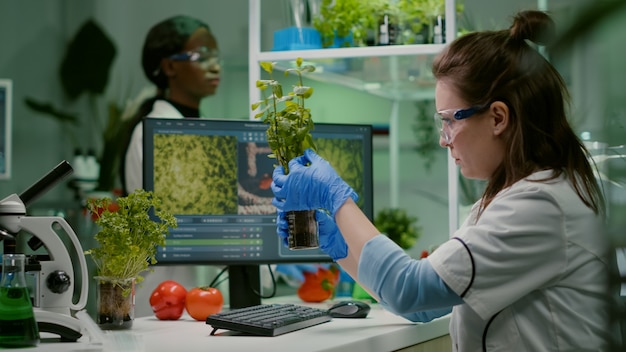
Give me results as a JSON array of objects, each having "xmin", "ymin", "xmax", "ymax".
[{"xmin": 22, "ymin": 297, "xmax": 450, "ymax": 352}]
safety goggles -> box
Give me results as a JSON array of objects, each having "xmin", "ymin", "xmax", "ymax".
[
  {"xmin": 169, "ymin": 47, "xmax": 220, "ymax": 65},
  {"xmin": 434, "ymin": 104, "xmax": 489, "ymax": 144}
]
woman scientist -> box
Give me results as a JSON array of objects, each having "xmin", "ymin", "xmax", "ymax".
[
  {"xmin": 120, "ymin": 15, "xmax": 221, "ymax": 195},
  {"xmin": 271, "ymin": 10, "xmax": 614, "ymax": 351}
]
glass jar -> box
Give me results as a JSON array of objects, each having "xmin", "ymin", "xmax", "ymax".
[
  {"xmin": 287, "ymin": 210, "xmax": 319, "ymax": 250},
  {"xmin": 0, "ymin": 254, "xmax": 40, "ymax": 347},
  {"xmin": 95, "ymin": 276, "xmax": 135, "ymax": 330}
]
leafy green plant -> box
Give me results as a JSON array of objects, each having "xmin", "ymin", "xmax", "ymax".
[
  {"xmin": 313, "ymin": 0, "xmax": 381, "ymax": 47},
  {"xmin": 252, "ymin": 58, "xmax": 316, "ymax": 174},
  {"xmin": 412, "ymin": 100, "xmax": 438, "ymax": 171},
  {"xmin": 374, "ymin": 208, "xmax": 421, "ymax": 250},
  {"xmin": 85, "ymin": 189, "xmax": 178, "ymax": 290}
]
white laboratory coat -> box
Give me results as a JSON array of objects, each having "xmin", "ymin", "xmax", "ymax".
[
  {"xmin": 428, "ymin": 170, "xmax": 612, "ymax": 351},
  {"xmin": 124, "ymin": 100, "xmax": 183, "ymax": 194}
]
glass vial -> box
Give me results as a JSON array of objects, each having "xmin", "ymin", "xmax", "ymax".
[
  {"xmin": 433, "ymin": 15, "xmax": 444, "ymax": 44},
  {"xmin": 95, "ymin": 276, "xmax": 135, "ymax": 330},
  {"xmin": 378, "ymin": 13, "xmax": 398, "ymax": 45},
  {"xmin": 0, "ymin": 254, "xmax": 40, "ymax": 347},
  {"xmin": 287, "ymin": 210, "xmax": 319, "ymax": 250}
]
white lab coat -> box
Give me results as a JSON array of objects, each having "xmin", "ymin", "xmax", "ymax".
[
  {"xmin": 124, "ymin": 100, "xmax": 183, "ymax": 194},
  {"xmin": 428, "ymin": 170, "xmax": 612, "ymax": 351}
]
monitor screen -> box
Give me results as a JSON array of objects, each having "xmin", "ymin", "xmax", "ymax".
[{"xmin": 143, "ymin": 117, "xmax": 373, "ymax": 307}]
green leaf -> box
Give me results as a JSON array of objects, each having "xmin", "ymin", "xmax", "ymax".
[
  {"xmin": 274, "ymin": 84, "xmax": 283, "ymax": 99},
  {"xmin": 260, "ymin": 61, "xmax": 275, "ymax": 74},
  {"xmin": 301, "ymin": 65, "xmax": 316, "ymax": 73},
  {"xmin": 293, "ymin": 86, "xmax": 310, "ymax": 96},
  {"xmin": 60, "ymin": 19, "xmax": 116, "ymax": 100},
  {"xmin": 303, "ymin": 87, "xmax": 314, "ymax": 99}
]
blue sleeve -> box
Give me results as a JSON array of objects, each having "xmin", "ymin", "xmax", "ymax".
[{"xmin": 358, "ymin": 235, "xmax": 463, "ymax": 322}]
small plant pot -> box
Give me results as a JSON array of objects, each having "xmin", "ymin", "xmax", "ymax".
[
  {"xmin": 95, "ymin": 276, "xmax": 135, "ymax": 330},
  {"xmin": 287, "ymin": 210, "xmax": 319, "ymax": 250}
]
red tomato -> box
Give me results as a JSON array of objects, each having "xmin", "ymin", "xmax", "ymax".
[
  {"xmin": 149, "ymin": 280, "xmax": 187, "ymax": 320},
  {"xmin": 297, "ymin": 265, "xmax": 340, "ymax": 303},
  {"xmin": 89, "ymin": 202, "xmax": 120, "ymax": 221},
  {"xmin": 185, "ymin": 287, "xmax": 224, "ymax": 321}
]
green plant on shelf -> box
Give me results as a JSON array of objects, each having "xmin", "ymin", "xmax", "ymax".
[
  {"xmin": 313, "ymin": 0, "xmax": 381, "ymax": 47},
  {"xmin": 374, "ymin": 207, "xmax": 421, "ymax": 250}
]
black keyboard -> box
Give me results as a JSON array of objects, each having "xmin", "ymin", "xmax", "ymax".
[{"xmin": 206, "ymin": 303, "xmax": 332, "ymax": 336}]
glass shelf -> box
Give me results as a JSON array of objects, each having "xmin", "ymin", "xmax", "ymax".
[
  {"xmin": 260, "ymin": 45, "xmax": 442, "ymax": 101},
  {"xmin": 257, "ymin": 43, "xmax": 445, "ymax": 61}
]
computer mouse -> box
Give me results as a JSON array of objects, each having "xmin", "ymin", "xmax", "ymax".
[{"xmin": 327, "ymin": 300, "xmax": 370, "ymax": 318}]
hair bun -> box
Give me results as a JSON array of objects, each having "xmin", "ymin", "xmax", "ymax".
[{"xmin": 509, "ymin": 10, "xmax": 556, "ymax": 46}]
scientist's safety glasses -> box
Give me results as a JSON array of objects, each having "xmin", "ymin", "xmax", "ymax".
[
  {"xmin": 434, "ymin": 104, "xmax": 489, "ymax": 144},
  {"xmin": 169, "ymin": 47, "xmax": 220, "ymax": 66}
]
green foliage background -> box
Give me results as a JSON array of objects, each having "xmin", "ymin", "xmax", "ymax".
[
  {"xmin": 316, "ymin": 137, "xmax": 365, "ymax": 210},
  {"xmin": 374, "ymin": 208, "xmax": 420, "ymax": 250},
  {"xmin": 153, "ymin": 134, "xmax": 238, "ymax": 214}
]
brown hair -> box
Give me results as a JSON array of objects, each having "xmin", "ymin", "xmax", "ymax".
[{"xmin": 432, "ymin": 10, "xmax": 604, "ymax": 218}]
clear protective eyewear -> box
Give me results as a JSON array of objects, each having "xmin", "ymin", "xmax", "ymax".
[
  {"xmin": 434, "ymin": 105, "xmax": 488, "ymax": 143},
  {"xmin": 169, "ymin": 47, "xmax": 220, "ymax": 65}
]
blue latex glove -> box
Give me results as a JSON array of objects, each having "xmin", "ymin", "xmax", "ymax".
[
  {"xmin": 276, "ymin": 210, "xmax": 348, "ymax": 261},
  {"xmin": 271, "ymin": 149, "xmax": 358, "ymax": 217}
]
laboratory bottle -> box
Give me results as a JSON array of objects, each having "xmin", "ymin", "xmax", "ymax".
[
  {"xmin": 72, "ymin": 148, "xmax": 87, "ymax": 180},
  {"xmin": 0, "ymin": 253, "xmax": 40, "ymax": 347},
  {"xmin": 378, "ymin": 13, "xmax": 398, "ymax": 45}
]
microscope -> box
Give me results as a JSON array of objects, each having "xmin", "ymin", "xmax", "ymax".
[{"xmin": 0, "ymin": 161, "xmax": 90, "ymax": 342}]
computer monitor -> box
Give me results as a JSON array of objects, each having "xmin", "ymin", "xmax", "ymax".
[{"xmin": 143, "ymin": 117, "xmax": 373, "ymax": 308}]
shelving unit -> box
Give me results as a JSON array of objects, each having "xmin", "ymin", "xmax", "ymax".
[{"xmin": 248, "ymin": 0, "xmax": 460, "ymax": 234}]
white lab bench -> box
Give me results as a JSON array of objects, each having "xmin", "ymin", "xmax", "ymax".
[{"xmin": 20, "ymin": 296, "xmax": 451, "ymax": 352}]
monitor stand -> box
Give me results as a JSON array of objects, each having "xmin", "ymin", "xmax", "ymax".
[{"xmin": 228, "ymin": 264, "xmax": 261, "ymax": 309}]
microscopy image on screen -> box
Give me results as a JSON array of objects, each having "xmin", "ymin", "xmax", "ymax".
[
  {"xmin": 316, "ymin": 138, "xmax": 365, "ymax": 209},
  {"xmin": 153, "ymin": 134, "xmax": 238, "ymax": 215},
  {"xmin": 237, "ymin": 142, "xmax": 275, "ymax": 215},
  {"xmin": 234, "ymin": 138, "xmax": 366, "ymax": 215}
]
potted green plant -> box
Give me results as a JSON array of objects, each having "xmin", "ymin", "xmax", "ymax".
[
  {"xmin": 85, "ymin": 189, "xmax": 177, "ymax": 329},
  {"xmin": 312, "ymin": 0, "xmax": 380, "ymax": 47},
  {"xmin": 374, "ymin": 207, "xmax": 421, "ymax": 250},
  {"xmin": 251, "ymin": 58, "xmax": 318, "ymax": 249}
]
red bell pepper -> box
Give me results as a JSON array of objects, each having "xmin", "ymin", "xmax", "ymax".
[{"xmin": 297, "ymin": 265, "xmax": 340, "ymax": 303}]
